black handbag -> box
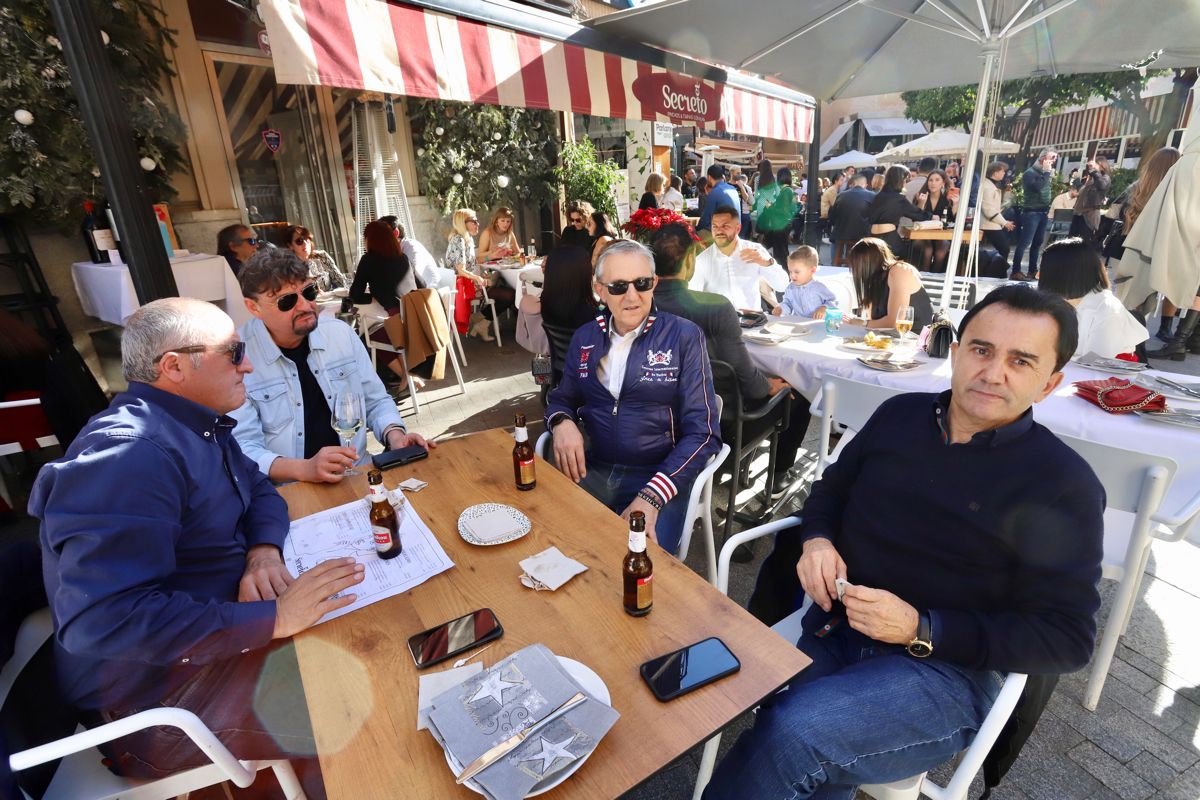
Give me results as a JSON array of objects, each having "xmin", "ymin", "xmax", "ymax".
[
  {"xmin": 925, "ymin": 313, "xmax": 955, "ymax": 359},
  {"xmin": 1102, "ymin": 218, "xmax": 1126, "ymax": 260}
]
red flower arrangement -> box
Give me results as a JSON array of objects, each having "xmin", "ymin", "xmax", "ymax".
[{"xmin": 621, "ymin": 207, "xmax": 700, "ymax": 244}]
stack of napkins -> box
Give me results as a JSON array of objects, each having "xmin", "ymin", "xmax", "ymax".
[
  {"xmin": 519, "ymin": 547, "xmax": 588, "ymax": 591},
  {"xmin": 421, "ymin": 644, "xmax": 619, "ymax": 800}
]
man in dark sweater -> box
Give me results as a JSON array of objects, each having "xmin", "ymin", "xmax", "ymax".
[
  {"xmin": 703, "ymin": 285, "xmax": 1104, "ymax": 800},
  {"xmin": 828, "ymin": 174, "xmax": 875, "ymax": 266},
  {"xmin": 649, "ymin": 224, "xmax": 809, "ymax": 497}
]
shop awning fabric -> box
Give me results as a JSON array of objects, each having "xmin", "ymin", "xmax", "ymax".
[{"xmin": 259, "ymin": 0, "xmax": 814, "ymax": 142}]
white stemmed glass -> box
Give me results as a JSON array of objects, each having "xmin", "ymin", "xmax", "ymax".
[{"xmin": 331, "ymin": 390, "xmax": 365, "ymax": 476}]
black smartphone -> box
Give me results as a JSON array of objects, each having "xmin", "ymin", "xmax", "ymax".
[
  {"xmin": 640, "ymin": 637, "xmax": 740, "ymax": 702},
  {"xmin": 408, "ymin": 608, "xmax": 503, "ymax": 669},
  {"xmin": 372, "ymin": 444, "xmax": 428, "ymax": 471}
]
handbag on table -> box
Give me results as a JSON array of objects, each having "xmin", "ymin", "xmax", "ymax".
[
  {"xmin": 1073, "ymin": 377, "xmax": 1166, "ymax": 414},
  {"xmin": 925, "ymin": 312, "xmax": 955, "ymax": 359}
]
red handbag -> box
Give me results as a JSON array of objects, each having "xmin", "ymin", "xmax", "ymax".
[{"xmin": 1073, "ymin": 377, "xmax": 1167, "ymax": 414}]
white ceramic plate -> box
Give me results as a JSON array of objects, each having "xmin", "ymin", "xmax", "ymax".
[
  {"xmin": 838, "ymin": 337, "xmax": 893, "ymax": 354},
  {"xmin": 1074, "ymin": 355, "xmax": 1147, "ymax": 374},
  {"xmin": 1133, "ymin": 375, "xmax": 1200, "ymax": 402},
  {"xmin": 857, "ymin": 356, "xmax": 921, "ymax": 372},
  {"xmin": 763, "ymin": 321, "xmax": 809, "ymax": 338},
  {"xmin": 448, "ymin": 656, "xmax": 611, "ymax": 797},
  {"xmin": 458, "ymin": 503, "xmax": 532, "ymax": 546},
  {"xmin": 743, "ymin": 331, "xmax": 787, "ymax": 346}
]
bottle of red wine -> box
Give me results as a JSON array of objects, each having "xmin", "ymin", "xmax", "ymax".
[{"xmin": 81, "ymin": 200, "xmax": 114, "ymax": 263}]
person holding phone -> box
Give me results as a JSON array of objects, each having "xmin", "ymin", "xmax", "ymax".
[{"xmin": 231, "ymin": 248, "xmax": 434, "ymax": 485}]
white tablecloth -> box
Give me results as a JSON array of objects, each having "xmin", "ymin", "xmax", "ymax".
[
  {"xmin": 747, "ymin": 322, "xmax": 1200, "ymax": 542},
  {"xmin": 490, "ymin": 262, "xmax": 544, "ymax": 305},
  {"xmin": 72, "ymin": 254, "xmax": 250, "ymax": 328}
]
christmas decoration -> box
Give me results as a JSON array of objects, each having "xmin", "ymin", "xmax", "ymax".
[
  {"xmin": 621, "ymin": 207, "xmax": 698, "ymax": 244},
  {"xmin": 0, "ymin": 0, "xmax": 186, "ymax": 225},
  {"xmin": 139, "ymin": 157, "xmax": 156, "ymax": 171},
  {"xmin": 409, "ymin": 99, "xmax": 557, "ymax": 215}
]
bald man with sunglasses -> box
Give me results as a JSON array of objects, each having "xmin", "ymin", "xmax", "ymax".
[
  {"xmin": 545, "ymin": 240, "xmax": 720, "ymax": 552},
  {"xmin": 231, "ymin": 249, "xmax": 433, "ymax": 484}
]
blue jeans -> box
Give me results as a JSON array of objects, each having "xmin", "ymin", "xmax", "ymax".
[
  {"xmin": 703, "ymin": 621, "xmax": 1002, "ymax": 800},
  {"xmin": 1013, "ymin": 210, "xmax": 1048, "ymax": 274},
  {"xmin": 579, "ymin": 459, "xmax": 691, "ymax": 554}
]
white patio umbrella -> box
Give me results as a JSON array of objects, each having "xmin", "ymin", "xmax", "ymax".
[
  {"xmin": 592, "ymin": 0, "xmax": 1200, "ymax": 306},
  {"xmin": 818, "ymin": 150, "xmax": 878, "ymax": 170},
  {"xmin": 875, "ymin": 128, "xmax": 1019, "ymax": 161}
]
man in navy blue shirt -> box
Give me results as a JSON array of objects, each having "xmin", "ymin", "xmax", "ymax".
[
  {"xmin": 30, "ymin": 298, "xmax": 365, "ymax": 787},
  {"xmin": 697, "ymin": 164, "xmax": 742, "ymax": 232},
  {"xmin": 704, "ymin": 285, "xmax": 1105, "ymax": 799}
]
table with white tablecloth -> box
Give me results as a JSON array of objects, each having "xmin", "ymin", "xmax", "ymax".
[
  {"xmin": 71, "ymin": 254, "xmax": 250, "ymax": 328},
  {"xmin": 746, "ymin": 321, "xmax": 1200, "ymax": 543},
  {"xmin": 813, "ymin": 266, "xmax": 1016, "ymax": 315},
  {"xmin": 488, "ymin": 261, "xmax": 544, "ymax": 305}
]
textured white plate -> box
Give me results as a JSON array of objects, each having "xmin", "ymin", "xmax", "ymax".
[
  {"xmin": 458, "ymin": 503, "xmax": 532, "ymax": 546},
  {"xmin": 448, "ymin": 656, "xmax": 611, "ymax": 797},
  {"xmin": 857, "ymin": 356, "xmax": 921, "ymax": 372}
]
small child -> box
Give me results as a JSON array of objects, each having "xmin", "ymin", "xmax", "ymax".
[{"xmin": 773, "ymin": 246, "xmax": 837, "ymax": 319}]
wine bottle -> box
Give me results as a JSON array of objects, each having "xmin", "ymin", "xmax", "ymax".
[{"xmin": 81, "ymin": 200, "xmax": 113, "ymax": 263}]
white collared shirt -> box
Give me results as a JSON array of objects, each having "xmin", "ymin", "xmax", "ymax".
[
  {"xmin": 598, "ymin": 317, "xmax": 648, "ymax": 399},
  {"xmin": 689, "ymin": 238, "xmax": 788, "ymax": 310}
]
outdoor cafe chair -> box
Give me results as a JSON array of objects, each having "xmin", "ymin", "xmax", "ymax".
[
  {"xmin": 2, "ymin": 609, "xmax": 306, "ymax": 800},
  {"xmin": 534, "ymin": 431, "xmax": 729, "ymax": 582},
  {"xmin": 437, "ymin": 282, "xmax": 469, "ymax": 367},
  {"xmin": 689, "ymin": 515, "xmax": 1028, "ymax": 800},
  {"xmin": 813, "ymin": 375, "xmax": 909, "ymax": 474},
  {"xmin": 0, "ymin": 397, "xmax": 58, "ymax": 509}
]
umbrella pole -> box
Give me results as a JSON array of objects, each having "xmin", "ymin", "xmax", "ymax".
[{"xmin": 942, "ymin": 43, "xmax": 999, "ymax": 310}]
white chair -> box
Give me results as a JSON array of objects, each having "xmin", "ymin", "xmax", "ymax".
[
  {"xmin": 0, "ymin": 398, "xmax": 59, "ymax": 508},
  {"xmin": 438, "ymin": 284, "xmax": 469, "ymax": 367},
  {"xmin": 813, "ymin": 376, "xmax": 909, "ymax": 473},
  {"xmin": 474, "ymin": 281, "xmax": 503, "ymax": 348},
  {"xmin": 1054, "ymin": 435, "xmax": 1188, "ymax": 711},
  {"xmin": 534, "ymin": 431, "xmax": 729, "ymax": 579},
  {"xmin": 691, "ymin": 517, "xmax": 1028, "ymax": 800},
  {"xmin": 357, "ymin": 299, "xmax": 467, "ymax": 417},
  {"xmin": 3, "ymin": 609, "xmax": 305, "ymax": 800},
  {"xmin": 919, "ymin": 273, "xmax": 976, "ymax": 310}
]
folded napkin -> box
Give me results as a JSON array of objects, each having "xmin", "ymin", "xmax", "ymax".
[
  {"xmin": 417, "ymin": 664, "xmax": 482, "ymax": 731},
  {"xmin": 422, "ymin": 644, "xmax": 619, "ymax": 800},
  {"xmin": 519, "ymin": 547, "xmax": 588, "ymax": 591},
  {"xmin": 465, "ymin": 507, "xmax": 525, "ymax": 543}
]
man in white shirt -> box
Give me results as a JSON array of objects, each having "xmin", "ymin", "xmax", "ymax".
[
  {"xmin": 396, "ymin": 223, "xmax": 453, "ymax": 289},
  {"xmin": 690, "ymin": 206, "xmax": 788, "ymax": 311}
]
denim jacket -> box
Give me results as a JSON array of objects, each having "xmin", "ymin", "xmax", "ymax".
[{"xmin": 231, "ymin": 317, "xmax": 405, "ymax": 477}]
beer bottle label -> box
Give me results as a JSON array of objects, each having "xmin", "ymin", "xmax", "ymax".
[
  {"xmin": 517, "ymin": 457, "xmax": 535, "ymax": 483},
  {"xmin": 373, "ymin": 525, "xmax": 393, "ymax": 550},
  {"xmin": 636, "ymin": 574, "xmax": 653, "ymax": 609},
  {"xmin": 369, "ymin": 484, "xmax": 387, "ymax": 500},
  {"xmin": 628, "ymin": 529, "xmax": 646, "ymax": 553}
]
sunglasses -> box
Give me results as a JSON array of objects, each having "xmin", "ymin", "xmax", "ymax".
[
  {"xmin": 236, "ymin": 237, "xmax": 260, "ymax": 246},
  {"xmin": 155, "ymin": 340, "xmax": 247, "ymax": 366},
  {"xmin": 292, "ymin": 238, "xmax": 309, "ymax": 246},
  {"xmin": 603, "ymin": 277, "xmax": 654, "ymax": 295},
  {"xmin": 267, "ymin": 282, "xmax": 320, "ymax": 312},
  {"xmin": 570, "ymin": 216, "xmax": 584, "ymax": 224}
]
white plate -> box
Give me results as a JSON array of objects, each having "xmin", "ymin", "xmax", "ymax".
[
  {"xmin": 762, "ymin": 321, "xmax": 809, "ymax": 338},
  {"xmin": 458, "ymin": 503, "xmax": 532, "ymax": 546},
  {"xmin": 743, "ymin": 331, "xmax": 787, "ymax": 346},
  {"xmin": 1074, "ymin": 356, "xmax": 1147, "ymax": 374},
  {"xmin": 838, "ymin": 338, "xmax": 894, "ymax": 354},
  {"xmin": 1133, "ymin": 375, "xmax": 1200, "ymax": 402},
  {"xmin": 857, "ymin": 356, "xmax": 921, "ymax": 372},
  {"xmin": 448, "ymin": 656, "xmax": 611, "ymax": 797}
]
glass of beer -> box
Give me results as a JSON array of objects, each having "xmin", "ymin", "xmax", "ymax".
[
  {"xmin": 331, "ymin": 390, "xmax": 365, "ymax": 475},
  {"xmin": 896, "ymin": 306, "xmax": 915, "ymax": 341}
]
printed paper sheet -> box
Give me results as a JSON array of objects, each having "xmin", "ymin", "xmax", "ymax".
[{"xmin": 283, "ymin": 497, "xmax": 454, "ymax": 624}]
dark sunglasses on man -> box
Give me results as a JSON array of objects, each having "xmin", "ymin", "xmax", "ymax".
[
  {"xmin": 266, "ymin": 282, "xmax": 320, "ymax": 312},
  {"xmin": 154, "ymin": 340, "xmax": 247, "ymax": 367},
  {"xmin": 602, "ymin": 277, "xmax": 654, "ymax": 295},
  {"xmin": 569, "ymin": 216, "xmax": 584, "ymax": 225},
  {"xmin": 238, "ymin": 236, "xmax": 260, "ymax": 247}
]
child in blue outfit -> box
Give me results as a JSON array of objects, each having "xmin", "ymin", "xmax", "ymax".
[{"xmin": 773, "ymin": 245, "xmax": 837, "ymax": 319}]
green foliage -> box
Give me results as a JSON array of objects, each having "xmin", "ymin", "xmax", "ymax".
[
  {"xmin": 409, "ymin": 99, "xmax": 558, "ymax": 216},
  {"xmin": 1107, "ymin": 168, "xmax": 1137, "ymax": 204},
  {"xmin": 555, "ymin": 138, "xmax": 621, "ymax": 219},
  {"xmin": 0, "ymin": 0, "xmax": 186, "ymax": 226}
]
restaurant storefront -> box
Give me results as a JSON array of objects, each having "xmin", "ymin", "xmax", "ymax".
[{"xmin": 154, "ymin": 0, "xmax": 813, "ymax": 271}]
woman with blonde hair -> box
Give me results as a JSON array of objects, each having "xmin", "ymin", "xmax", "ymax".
[
  {"xmin": 478, "ymin": 206, "xmax": 520, "ymax": 261},
  {"xmin": 445, "ymin": 208, "xmax": 515, "ymax": 340},
  {"xmin": 639, "ymin": 173, "xmax": 666, "ymax": 210}
]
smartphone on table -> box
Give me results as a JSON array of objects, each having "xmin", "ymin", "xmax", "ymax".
[
  {"xmin": 640, "ymin": 637, "xmax": 740, "ymax": 702},
  {"xmin": 408, "ymin": 608, "xmax": 503, "ymax": 669}
]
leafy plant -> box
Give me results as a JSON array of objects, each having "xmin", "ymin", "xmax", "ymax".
[
  {"xmin": 1107, "ymin": 168, "xmax": 1137, "ymax": 204},
  {"xmin": 555, "ymin": 139, "xmax": 622, "ymax": 219},
  {"xmin": 0, "ymin": 0, "xmax": 186, "ymax": 226},
  {"xmin": 408, "ymin": 99, "xmax": 557, "ymax": 215}
]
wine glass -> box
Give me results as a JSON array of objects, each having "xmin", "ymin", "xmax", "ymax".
[
  {"xmin": 331, "ymin": 390, "xmax": 365, "ymax": 476},
  {"xmin": 895, "ymin": 306, "xmax": 916, "ymax": 358}
]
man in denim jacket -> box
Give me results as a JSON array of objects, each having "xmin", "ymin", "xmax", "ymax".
[{"xmin": 231, "ymin": 249, "xmax": 434, "ymax": 483}]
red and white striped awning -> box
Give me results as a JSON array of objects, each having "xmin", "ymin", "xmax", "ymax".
[
  {"xmin": 260, "ymin": 0, "xmax": 813, "ymax": 142},
  {"xmin": 1010, "ymin": 95, "xmax": 1178, "ymax": 149}
]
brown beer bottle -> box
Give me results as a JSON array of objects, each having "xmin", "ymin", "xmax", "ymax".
[
  {"xmin": 623, "ymin": 511, "xmax": 653, "ymax": 616},
  {"xmin": 513, "ymin": 413, "xmax": 536, "ymax": 491},
  {"xmin": 367, "ymin": 468, "xmax": 402, "ymax": 559}
]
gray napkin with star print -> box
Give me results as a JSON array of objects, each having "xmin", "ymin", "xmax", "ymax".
[{"xmin": 422, "ymin": 643, "xmax": 619, "ymax": 800}]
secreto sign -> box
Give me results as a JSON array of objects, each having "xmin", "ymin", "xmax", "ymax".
[{"xmin": 632, "ymin": 73, "xmax": 723, "ymax": 124}]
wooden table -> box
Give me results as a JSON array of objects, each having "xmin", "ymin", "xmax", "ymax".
[
  {"xmin": 899, "ymin": 226, "xmax": 981, "ymax": 242},
  {"xmin": 281, "ymin": 429, "xmax": 810, "ymax": 799}
]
